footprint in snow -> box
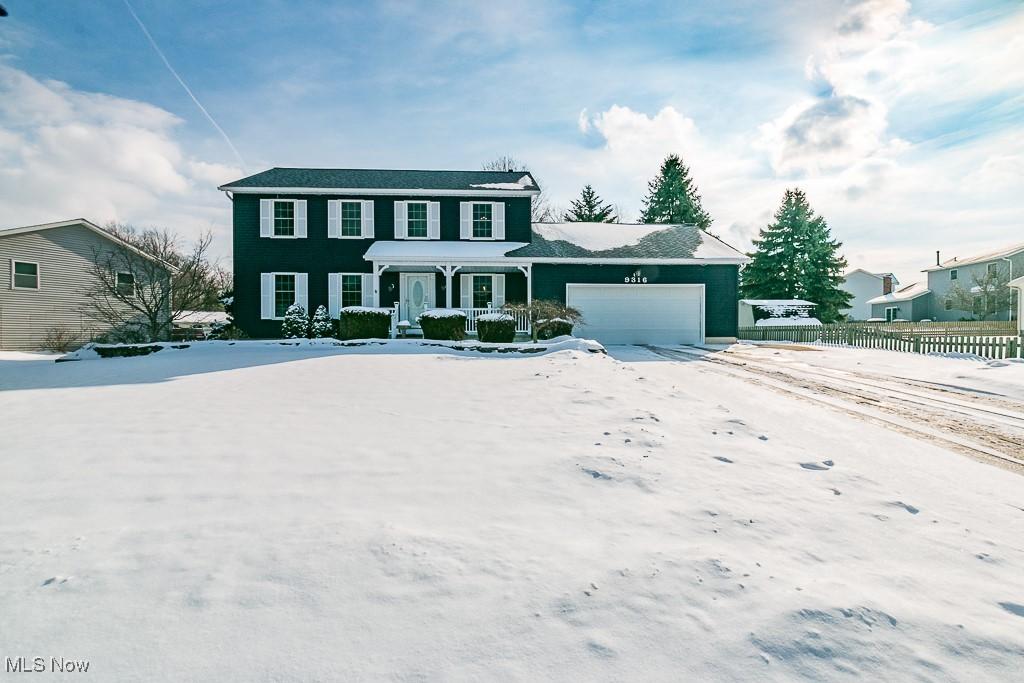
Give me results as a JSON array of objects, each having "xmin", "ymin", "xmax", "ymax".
[
  {"xmin": 758, "ymin": 435, "xmax": 768, "ymax": 441},
  {"xmin": 41, "ymin": 576, "xmax": 71, "ymax": 586},
  {"xmin": 800, "ymin": 461, "xmax": 833, "ymax": 471},
  {"xmin": 581, "ymin": 468, "xmax": 612, "ymax": 480},
  {"xmin": 999, "ymin": 602, "xmax": 1024, "ymax": 618},
  {"xmin": 714, "ymin": 456, "xmax": 734, "ymax": 464}
]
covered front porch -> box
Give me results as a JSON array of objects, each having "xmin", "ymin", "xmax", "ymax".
[{"xmin": 364, "ymin": 240, "xmax": 532, "ymax": 335}]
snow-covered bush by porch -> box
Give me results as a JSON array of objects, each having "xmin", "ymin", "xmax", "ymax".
[
  {"xmin": 309, "ymin": 305, "xmax": 333, "ymax": 338},
  {"xmin": 418, "ymin": 308, "xmax": 466, "ymax": 341},
  {"xmin": 280, "ymin": 303, "xmax": 309, "ymax": 338},
  {"xmin": 476, "ymin": 313, "xmax": 516, "ymax": 343},
  {"xmin": 339, "ymin": 307, "xmax": 392, "ymax": 340}
]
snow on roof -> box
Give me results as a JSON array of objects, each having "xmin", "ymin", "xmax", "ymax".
[
  {"xmin": 755, "ymin": 316, "xmax": 822, "ymax": 327},
  {"xmin": 866, "ymin": 281, "xmax": 930, "ymax": 304},
  {"xmin": 1009, "ymin": 276, "xmax": 1024, "ymax": 288},
  {"xmin": 469, "ymin": 175, "xmax": 534, "ymax": 190},
  {"xmin": 363, "ymin": 241, "xmax": 528, "ymax": 262},
  {"xmin": 533, "ymin": 223, "xmax": 664, "ymax": 251},
  {"xmin": 511, "ymin": 223, "xmax": 747, "ymax": 261},
  {"xmin": 174, "ymin": 310, "xmax": 229, "ymax": 325},
  {"xmin": 924, "ymin": 241, "xmax": 1024, "ymax": 271},
  {"xmin": 739, "ymin": 299, "xmax": 816, "ymax": 307}
]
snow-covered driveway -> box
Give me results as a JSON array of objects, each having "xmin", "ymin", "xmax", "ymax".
[{"xmin": 2, "ymin": 343, "xmax": 1023, "ymax": 681}]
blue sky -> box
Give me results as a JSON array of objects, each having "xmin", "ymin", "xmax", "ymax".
[{"xmin": 1, "ymin": 0, "xmax": 1022, "ymax": 284}]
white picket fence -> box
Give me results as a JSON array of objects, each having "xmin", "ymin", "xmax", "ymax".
[{"xmin": 389, "ymin": 306, "xmax": 530, "ymax": 336}]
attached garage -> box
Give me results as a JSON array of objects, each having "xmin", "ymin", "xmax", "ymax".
[{"xmin": 566, "ymin": 283, "xmax": 704, "ymax": 345}]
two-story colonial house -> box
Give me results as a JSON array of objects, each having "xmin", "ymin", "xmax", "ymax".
[{"xmin": 220, "ymin": 168, "xmax": 748, "ymax": 345}]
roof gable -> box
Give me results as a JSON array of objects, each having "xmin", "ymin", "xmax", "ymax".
[
  {"xmin": 0, "ymin": 219, "xmax": 177, "ymax": 272},
  {"xmin": 219, "ymin": 167, "xmax": 540, "ymax": 195},
  {"xmin": 925, "ymin": 241, "xmax": 1024, "ymax": 271}
]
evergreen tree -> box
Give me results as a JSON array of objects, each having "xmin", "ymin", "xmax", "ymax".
[
  {"xmin": 281, "ymin": 303, "xmax": 309, "ymax": 338},
  {"xmin": 639, "ymin": 154, "xmax": 712, "ymax": 228},
  {"xmin": 563, "ymin": 185, "xmax": 617, "ymax": 223},
  {"xmin": 740, "ymin": 189, "xmax": 852, "ymax": 323},
  {"xmin": 310, "ymin": 305, "xmax": 334, "ymax": 338}
]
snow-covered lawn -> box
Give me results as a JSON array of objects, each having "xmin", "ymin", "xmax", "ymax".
[{"xmin": 2, "ymin": 342, "xmax": 1023, "ymax": 680}]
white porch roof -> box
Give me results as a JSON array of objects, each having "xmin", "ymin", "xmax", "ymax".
[{"xmin": 364, "ymin": 240, "xmax": 528, "ymax": 264}]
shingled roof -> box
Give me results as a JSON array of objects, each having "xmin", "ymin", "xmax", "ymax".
[
  {"xmin": 219, "ymin": 168, "xmax": 540, "ymax": 194},
  {"xmin": 507, "ymin": 223, "xmax": 747, "ymax": 261}
]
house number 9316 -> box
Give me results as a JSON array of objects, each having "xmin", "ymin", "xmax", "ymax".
[{"xmin": 625, "ymin": 270, "xmax": 648, "ymax": 284}]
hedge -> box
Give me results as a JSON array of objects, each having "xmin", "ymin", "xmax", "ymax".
[
  {"xmin": 339, "ymin": 307, "xmax": 392, "ymax": 340},
  {"xmin": 477, "ymin": 314, "xmax": 516, "ymax": 343},
  {"xmin": 538, "ymin": 318, "xmax": 574, "ymax": 340},
  {"xmin": 419, "ymin": 309, "xmax": 466, "ymax": 341}
]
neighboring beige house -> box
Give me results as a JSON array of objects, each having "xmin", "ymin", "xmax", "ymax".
[
  {"xmin": 923, "ymin": 242, "xmax": 1024, "ymax": 322},
  {"xmin": 0, "ymin": 219, "xmax": 173, "ymax": 351},
  {"xmin": 840, "ymin": 269, "xmax": 898, "ymax": 321}
]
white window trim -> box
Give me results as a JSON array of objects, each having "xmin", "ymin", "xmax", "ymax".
[
  {"xmin": 10, "ymin": 259, "xmax": 40, "ymax": 290},
  {"xmin": 269, "ymin": 199, "xmax": 301, "ymax": 239},
  {"xmin": 467, "ymin": 202, "xmax": 494, "ymax": 241},
  {"xmin": 949, "ymin": 268, "xmax": 958, "ymax": 281},
  {"xmin": 338, "ymin": 272, "xmax": 364, "ymax": 309},
  {"xmin": 404, "ymin": 201, "xmax": 431, "ymax": 240},
  {"xmin": 338, "ymin": 200, "xmax": 366, "ymax": 239},
  {"xmin": 268, "ymin": 271, "xmax": 301, "ymax": 320},
  {"xmin": 115, "ymin": 271, "xmax": 136, "ymax": 297}
]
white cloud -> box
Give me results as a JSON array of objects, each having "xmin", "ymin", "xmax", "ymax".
[{"xmin": 0, "ymin": 65, "xmax": 239, "ymax": 256}]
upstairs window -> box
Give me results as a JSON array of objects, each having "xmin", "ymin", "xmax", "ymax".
[
  {"xmin": 987, "ymin": 263, "xmax": 998, "ymax": 277},
  {"xmin": 472, "ymin": 203, "xmax": 493, "ymax": 238},
  {"xmin": 274, "ymin": 274, "xmax": 296, "ymax": 317},
  {"xmin": 116, "ymin": 272, "xmax": 136, "ymax": 297},
  {"xmin": 950, "ymin": 269, "xmax": 958, "ymax": 281},
  {"xmin": 341, "ymin": 201, "xmax": 362, "ymax": 237},
  {"xmin": 406, "ymin": 202, "xmax": 428, "ymax": 238},
  {"xmin": 274, "ymin": 201, "xmax": 295, "ymax": 236},
  {"xmin": 341, "ymin": 274, "xmax": 362, "ymax": 308},
  {"xmin": 12, "ymin": 261, "xmax": 39, "ymax": 289}
]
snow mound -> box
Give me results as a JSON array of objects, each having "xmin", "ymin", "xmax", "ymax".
[
  {"xmin": 755, "ymin": 317, "xmax": 822, "ymax": 327},
  {"xmin": 418, "ymin": 309, "xmax": 467, "ymax": 320}
]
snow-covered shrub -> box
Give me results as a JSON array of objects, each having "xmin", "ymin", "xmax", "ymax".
[
  {"xmin": 280, "ymin": 303, "xmax": 309, "ymax": 338},
  {"xmin": 339, "ymin": 306, "xmax": 391, "ymax": 340},
  {"xmin": 537, "ymin": 318, "xmax": 573, "ymax": 340},
  {"xmin": 418, "ymin": 309, "xmax": 466, "ymax": 341},
  {"xmin": 476, "ymin": 312, "xmax": 516, "ymax": 343},
  {"xmin": 310, "ymin": 305, "xmax": 333, "ymax": 338}
]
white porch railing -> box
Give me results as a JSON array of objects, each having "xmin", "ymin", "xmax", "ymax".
[{"xmin": 457, "ymin": 308, "xmax": 530, "ymax": 335}]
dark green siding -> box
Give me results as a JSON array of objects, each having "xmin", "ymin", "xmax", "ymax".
[
  {"xmin": 532, "ymin": 263, "xmax": 741, "ymax": 338},
  {"xmin": 233, "ymin": 193, "xmax": 532, "ymax": 337}
]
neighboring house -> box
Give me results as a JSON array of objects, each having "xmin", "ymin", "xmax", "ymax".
[
  {"xmin": 738, "ymin": 299, "xmax": 817, "ymax": 327},
  {"xmin": 0, "ymin": 219, "xmax": 173, "ymax": 350},
  {"xmin": 219, "ymin": 168, "xmax": 749, "ymax": 345},
  {"xmin": 923, "ymin": 242, "xmax": 1024, "ymax": 321},
  {"xmin": 1010, "ymin": 277, "xmax": 1024, "ymax": 334},
  {"xmin": 867, "ymin": 282, "xmax": 931, "ymax": 321},
  {"xmin": 840, "ymin": 269, "xmax": 898, "ymax": 321}
]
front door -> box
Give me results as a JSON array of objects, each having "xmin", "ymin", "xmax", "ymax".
[{"xmin": 403, "ymin": 274, "xmax": 434, "ymax": 325}]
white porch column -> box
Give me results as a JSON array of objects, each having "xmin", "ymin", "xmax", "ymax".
[
  {"xmin": 518, "ymin": 264, "xmax": 533, "ymax": 305},
  {"xmin": 373, "ymin": 262, "xmax": 389, "ymax": 307},
  {"xmin": 437, "ymin": 264, "xmax": 461, "ymax": 308}
]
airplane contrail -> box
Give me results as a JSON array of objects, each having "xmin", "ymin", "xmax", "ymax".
[{"xmin": 122, "ymin": 0, "xmax": 247, "ymax": 172}]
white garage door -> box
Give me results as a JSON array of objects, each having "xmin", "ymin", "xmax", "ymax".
[{"xmin": 566, "ymin": 284, "xmax": 704, "ymax": 345}]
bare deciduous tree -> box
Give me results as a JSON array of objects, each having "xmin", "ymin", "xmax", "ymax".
[
  {"xmin": 503, "ymin": 299, "xmax": 584, "ymax": 343},
  {"xmin": 482, "ymin": 155, "xmax": 557, "ymax": 222},
  {"xmin": 946, "ymin": 266, "xmax": 1014, "ymax": 320},
  {"xmin": 86, "ymin": 223, "xmax": 224, "ymax": 342}
]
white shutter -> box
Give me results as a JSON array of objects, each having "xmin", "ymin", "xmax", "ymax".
[
  {"xmin": 295, "ymin": 273, "xmax": 308, "ymax": 311},
  {"xmin": 493, "ymin": 202, "xmax": 505, "ymax": 240},
  {"xmin": 460, "ymin": 202, "xmax": 471, "ymax": 239},
  {"xmin": 328, "ymin": 273, "xmax": 341, "ymax": 317},
  {"xmin": 362, "ymin": 200, "xmax": 374, "ymax": 238},
  {"xmin": 394, "ymin": 201, "xmax": 407, "ymax": 239},
  {"xmin": 428, "ymin": 202, "xmax": 441, "ymax": 240},
  {"xmin": 494, "ymin": 274, "xmax": 505, "ymax": 307},
  {"xmin": 260, "ymin": 273, "xmax": 274, "ymax": 319},
  {"xmin": 327, "ymin": 200, "xmax": 340, "ymax": 238},
  {"xmin": 294, "ymin": 200, "xmax": 307, "ymax": 238},
  {"xmin": 460, "ymin": 274, "xmax": 472, "ymax": 308},
  {"xmin": 361, "ymin": 274, "xmax": 374, "ymax": 307},
  {"xmin": 260, "ymin": 200, "xmax": 273, "ymax": 237}
]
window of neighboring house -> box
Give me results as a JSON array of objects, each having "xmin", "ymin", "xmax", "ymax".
[
  {"xmin": 950, "ymin": 268, "xmax": 958, "ymax": 281},
  {"xmin": 341, "ymin": 201, "xmax": 362, "ymax": 237},
  {"xmin": 274, "ymin": 274, "xmax": 296, "ymax": 318},
  {"xmin": 273, "ymin": 200, "xmax": 295, "ymax": 237},
  {"xmin": 944, "ymin": 297, "xmax": 953, "ymax": 311},
  {"xmin": 472, "ymin": 203, "xmax": 493, "ymax": 238},
  {"xmin": 12, "ymin": 261, "xmax": 39, "ymax": 289},
  {"xmin": 406, "ymin": 202, "xmax": 428, "ymax": 238},
  {"xmin": 472, "ymin": 275, "xmax": 493, "ymax": 308},
  {"xmin": 885, "ymin": 306, "xmax": 899, "ymax": 322},
  {"xmin": 116, "ymin": 272, "xmax": 136, "ymax": 297},
  {"xmin": 987, "ymin": 263, "xmax": 998, "ymax": 277},
  {"xmin": 341, "ymin": 274, "xmax": 362, "ymax": 308}
]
